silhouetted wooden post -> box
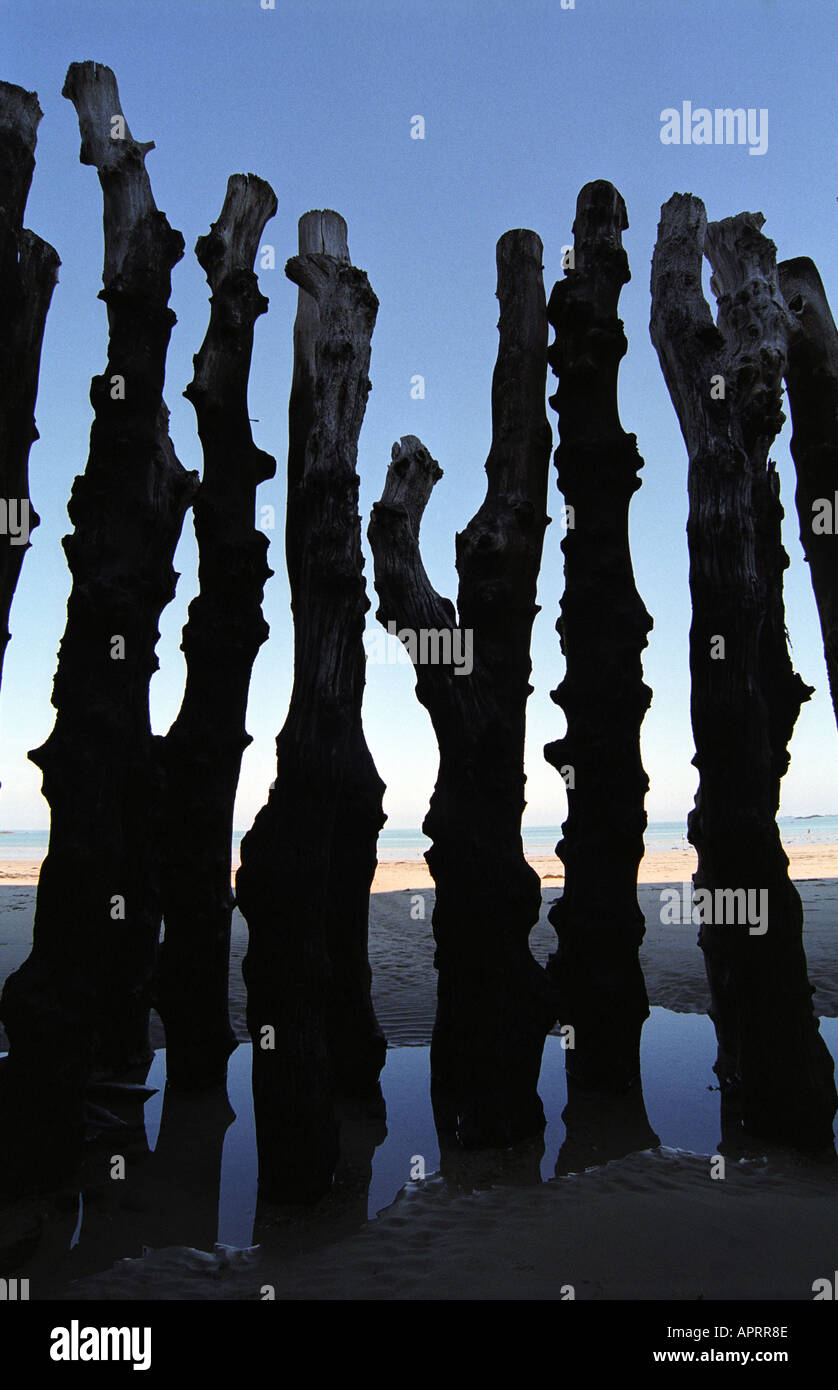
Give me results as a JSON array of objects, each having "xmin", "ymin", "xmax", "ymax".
[
  {"xmin": 0, "ymin": 82, "xmax": 59, "ymax": 698},
  {"xmin": 235, "ymin": 211, "xmax": 386, "ymax": 1202},
  {"xmin": 154, "ymin": 174, "xmax": 277, "ymax": 1089},
  {"xmin": 369, "ymin": 229, "xmax": 556, "ymax": 1149},
  {"xmin": 650, "ymin": 196, "xmax": 836, "ymax": 1150},
  {"xmin": 778, "ymin": 257, "xmax": 838, "ymax": 733},
  {"xmin": 544, "ymin": 181, "xmax": 654, "ymax": 1093},
  {"xmin": 0, "ymin": 62, "xmax": 196, "ymax": 1190}
]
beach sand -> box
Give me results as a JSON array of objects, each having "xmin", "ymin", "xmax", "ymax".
[
  {"xmin": 1, "ymin": 843, "xmax": 837, "ymax": 1301},
  {"xmin": 63, "ymin": 1149, "xmax": 838, "ymax": 1302},
  {"xmin": 5, "ymin": 841, "xmax": 837, "ymax": 1051},
  {"xmin": 1, "ymin": 836, "xmax": 834, "ymax": 891}
]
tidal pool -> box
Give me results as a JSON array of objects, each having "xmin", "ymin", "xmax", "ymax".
[{"xmin": 134, "ymin": 1007, "xmax": 838, "ymax": 1247}]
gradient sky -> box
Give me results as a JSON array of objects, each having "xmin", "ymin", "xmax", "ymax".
[{"xmin": 1, "ymin": 0, "xmax": 836, "ymax": 832}]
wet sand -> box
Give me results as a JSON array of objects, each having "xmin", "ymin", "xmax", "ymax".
[{"xmin": 64, "ymin": 1148, "xmax": 838, "ymax": 1302}]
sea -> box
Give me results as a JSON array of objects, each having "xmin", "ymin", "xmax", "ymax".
[{"xmin": 1, "ymin": 815, "xmax": 837, "ymax": 863}]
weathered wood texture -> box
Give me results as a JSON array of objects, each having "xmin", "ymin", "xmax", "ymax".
[
  {"xmin": 368, "ymin": 229, "xmax": 556, "ymax": 1149},
  {"xmin": 544, "ymin": 181, "xmax": 654, "ymax": 1093},
  {"xmin": 650, "ymin": 195, "xmax": 836, "ymax": 1150},
  {"xmin": 0, "ymin": 62, "xmax": 196, "ymax": 1190},
  {"xmin": 235, "ymin": 211, "xmax": 386, "ymax": 1202},
  {"xmin": 778, "ymin": 257, "xmax": 838, "ymax": 735},
  {"xmin": 0, "ymin": 82, "xmax": 59, "ymax": 699},
  {"xmin": 154, "ymin": 174, "xmax": 277, "ymax": 1089}
]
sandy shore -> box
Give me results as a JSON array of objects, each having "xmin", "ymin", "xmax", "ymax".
[
  {"xmin": 2, "ymin": 873, "xmax": 838, "ymax": 1054},
  {"xmin": 370, "ymin": 840, "xmax": 838, "ymax": 894},
  {"xmin": 2, "ymin": 850, "xmax": 838, "ymax": 1051}
]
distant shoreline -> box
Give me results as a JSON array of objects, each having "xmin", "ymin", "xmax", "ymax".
[{"xmin": 2, "ymin": 838, "xmax": 838, "ymax": 892}]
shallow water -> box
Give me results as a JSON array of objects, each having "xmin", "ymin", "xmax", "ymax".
[
  {"xmin": 5, "ymin": 813, "xmax": 838, "ymax": 862},
  {"xmin": 136, "ymin": 1006, "xmax": 838, "ymax": 1248}
]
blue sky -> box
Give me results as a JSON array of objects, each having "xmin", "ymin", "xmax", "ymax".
[{"xmin": 1, "ymin": 0, "xmax": 836, "ymax": 831}]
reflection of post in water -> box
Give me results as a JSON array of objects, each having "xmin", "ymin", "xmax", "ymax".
[
  {"xmin": 712, "ymin": 1083, "xmax": 808, "ymax": 1163},
  {"xmin": 332, "ymin": 1095, "xmax": 387, "ymax": 1209},
  {"xmin": 135, "ymin": 1080, "xmax": 236, "ymax": 1253},
  {"xmin": 4, "ymin": 1067, "xmax": 236, "ymax": 1296},
  {"xmin": 0, "ymin": 1073, "xmax": 159, "ymax": 1297},
  {"xmin": 556, "ymin": 1078, "xmax": 660, "ymax": 1176},
  {"xmin": 252, "ymin": 1093, "xmax": 387, "ymax": 1249},
  {"xmin": 431, "ymin": 1089, "xmax": 544, "ymax": 1194}
]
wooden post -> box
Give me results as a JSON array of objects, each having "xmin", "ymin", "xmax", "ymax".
[
  {"xmin": 778, "ymin": 257, "xmax": 838, "ymax": 734},
  {"xmin": 368, "ymin": 229, "xmax": 556, "ymax": 1149},
  {"xmin": 0, "ymin": 62, "xmax": 196, "ymax": 1191},
  {"xmin": 0, "ymin": 82, "xmax": 59, "ymax": 700},
  {"xmin": 544, "ymin": 181, "xmax": 655, "ymax": 1094},
  {"xmin": 235, "ymin": 211, "xmax": 386, "ymax": 1203},
  {"xmin": 154, "ymin": 174, "xmax": 277, "ymax": 1089},
  {"xmin": 650, "ymin": 196, "xmax": 836, "ymax": 1150}
]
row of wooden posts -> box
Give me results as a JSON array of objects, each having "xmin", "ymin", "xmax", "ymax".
[{"xmin": 0, "ymin": 62, "xmax": 836, "ymax": 1203}]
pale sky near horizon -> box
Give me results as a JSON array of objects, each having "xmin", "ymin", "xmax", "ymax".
[{"xmin": 1, "ymin": 0, "xmax": 837, "ymax": 832}]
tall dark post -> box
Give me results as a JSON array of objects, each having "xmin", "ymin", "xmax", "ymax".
[
  {"xmin": 235, "ymin": 211, "xmax": 386, "ymax": 1203},
  {"xmin": 369, "ymin": 230, "xmax": 556, "ymax": 1149},
  {"xmin": 0, "ymin": 82, "xmax": 59, "ymax": 699},
  {"xmin": 650, "ymin": 196, "xmax": 836, "ymax": 1150},
  {"xmin": 155, "ymin": 174, "xmax": 277, "ymax": 1089},
  {"xmin": 778, "ymin": 257, "xmax": 838, "ymax": 734},
  {"xmin": 0, "ymin": 62, "xmax": 196, "ymax": 1191},
  {"xmin": 544, "ymin": 181, "xmax": 654, "ymax": 1093}
]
